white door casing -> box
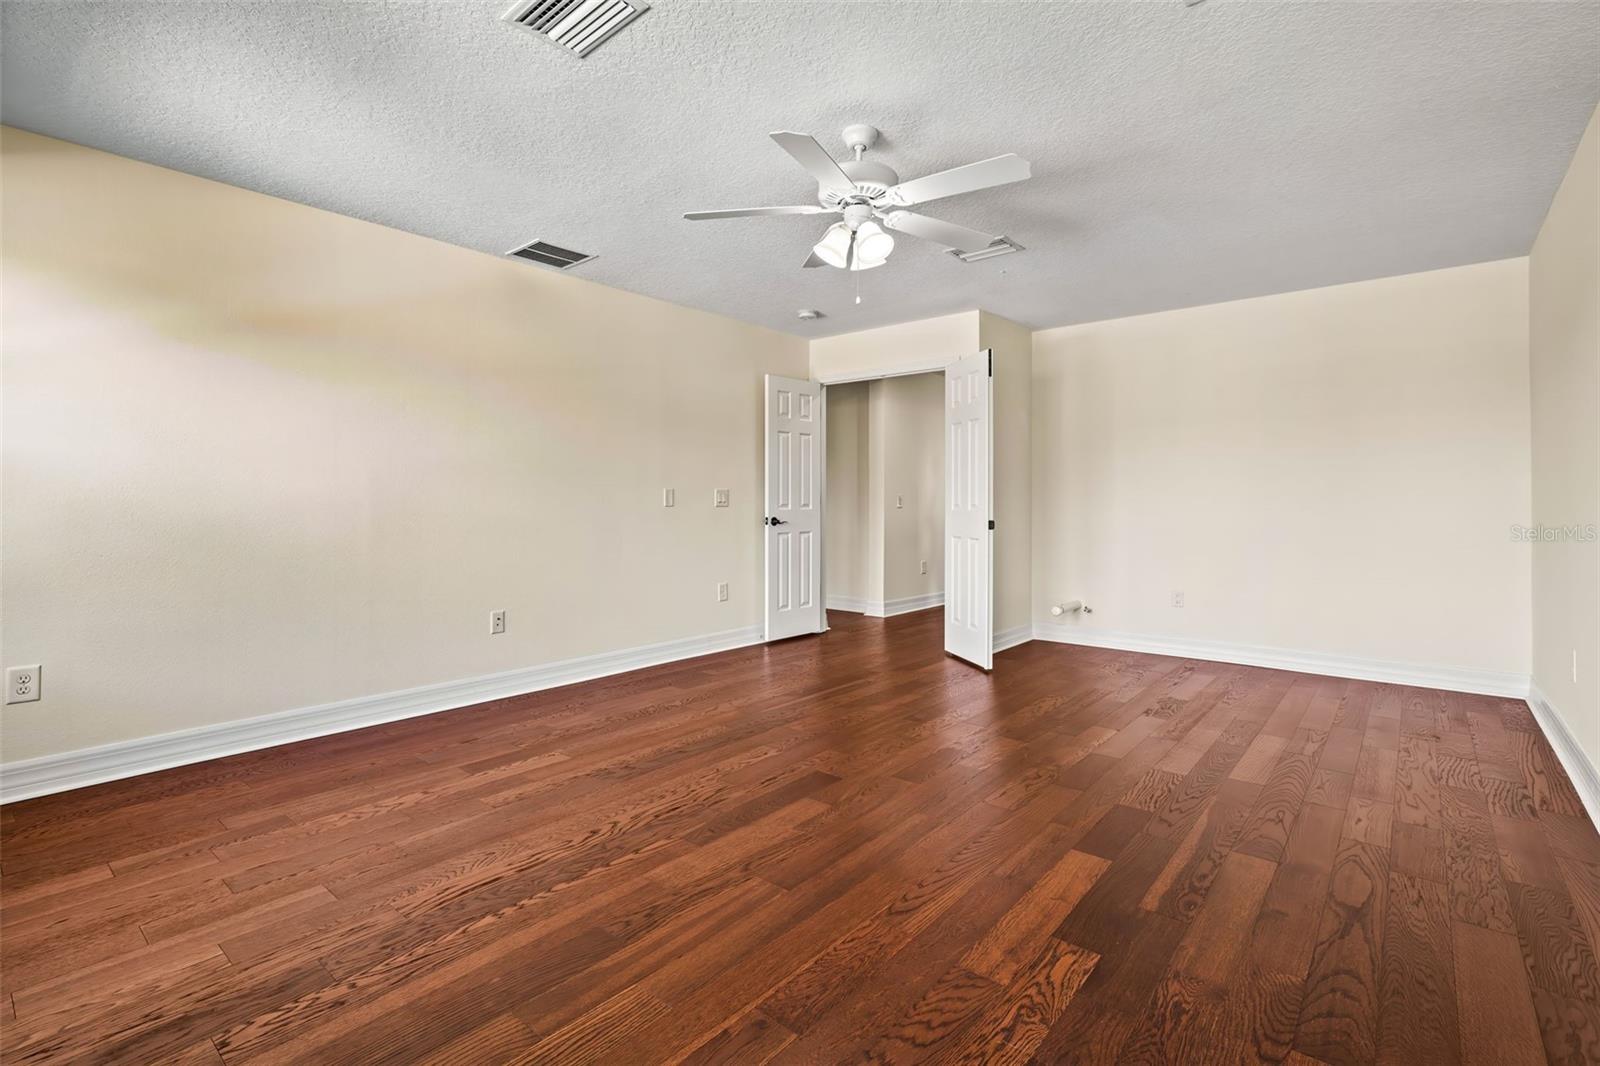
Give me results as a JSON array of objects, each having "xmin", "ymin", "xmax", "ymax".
[
  {"xmin": 765, "ymin": 374, "xmax": 826, "ymax": 641},
  {"xmin": 945, "ymin": 350, "xmax": 994, "ymax": 669}
]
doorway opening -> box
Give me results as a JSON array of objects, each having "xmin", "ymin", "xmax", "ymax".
[
  {"xmin": 823, "ymin": 372, "xmax": 946, "ymax": 624},
  {"xmin": 764, "ymin": 352, "xmax": 992, "ymax": 668}
]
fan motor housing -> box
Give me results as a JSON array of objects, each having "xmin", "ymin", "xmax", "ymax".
[{"xmin": 822, "ymin": 159, "xmax": 901, "ymax": 207}]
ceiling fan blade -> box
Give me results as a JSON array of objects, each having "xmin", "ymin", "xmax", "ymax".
[
  {"xmin": 803, "ymin": 252, "xmax": 825, "ymax": 268},
  {"xmin": 770, "ymin": 131, "xmax": 858, "ymax": 199},
  {"xmin": 880, "ymin": 211, "xmax": 999, "ymax": 253},
  {"xmin": 684, "ymin": 206, "xmax": 836, "ymax": 220},
  {"xmin": 886, "ymin": 154, "xmax": 1031, "ymax": 207}
]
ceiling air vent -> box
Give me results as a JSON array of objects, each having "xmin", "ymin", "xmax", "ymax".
[
  {"xmin": 501, "ymin": 0, "xmax": 649, "ymax": 58},
  {"xmin": 507, "ymin": 239, "xmax": 595, "ymax": 269},
  {"xmin": 947, "ymin": 237, "xmax": 1024, "ymax": 264}
]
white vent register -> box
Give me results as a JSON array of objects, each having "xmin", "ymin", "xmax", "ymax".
[
  {"xmin": 501, "ymin": 0, "xmax": 649, "ymax": 58},
  {"xmin": 507, "ymin": 240, "xmax": 595, "ymax": 269}
]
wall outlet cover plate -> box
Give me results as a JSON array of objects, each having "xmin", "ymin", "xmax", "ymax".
[{"xmin": 6, "ymin": 664, "xmax": 42, "ymax": 704}]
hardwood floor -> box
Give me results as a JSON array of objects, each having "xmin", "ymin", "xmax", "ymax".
[{"xmin": 3, "ymin": 609, "xmax": 1598, "ymax": 1064}]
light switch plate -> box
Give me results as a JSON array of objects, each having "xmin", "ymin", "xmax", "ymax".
[
  {"xmin": 716, "ymin": 582, "xmax": 730, "ymax": 602},
  {"xmin": 663, "ymin": 488, "xmax": 675, "ymax": 508},
  {"xmin": 714, "ymin": 488, "xmax": 730, "ymax": 508}
]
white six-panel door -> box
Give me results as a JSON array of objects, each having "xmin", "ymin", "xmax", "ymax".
[
  {"xmin": 945, "ymin": 351, "xmax": 994, "ymax": 669},
  {"xmin": 764, "ymin": 374, "xmax": 825, "ymax": 641}
]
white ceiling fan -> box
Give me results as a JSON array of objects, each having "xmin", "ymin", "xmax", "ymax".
[{"xmin": 683, "ymin": 124, "xmax": 1030, "ymax": 271}]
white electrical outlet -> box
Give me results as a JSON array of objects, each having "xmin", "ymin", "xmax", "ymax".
[
  {"xmin": 662, "ymin": 488, "xmax": 675, "ymax": 508},
  {"xmin": 714, "ymin": 488, "xmax": 730, "ymax": 508},
  {"xmin": 6, "ymin": 665, "xmax": 41, "ymax": 704},
  {"xmin": 1172, "ymin": 591, "xmax": 1185, "ymax": 608},
  {"xmin": 490, "ymin": 610, "xmax": 506, "ymax": 635},
  {"xmin": 716, "ymin": 582, "xmax": 730, "ymax": 602},
  {"xmin": 920, "ymin": 560, "xmax": 928, "ymax": 575}
]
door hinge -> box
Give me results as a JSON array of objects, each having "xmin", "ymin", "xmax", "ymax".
[
  {"xmin": 987, "ymin": 352, "xmax": 993, "ymax": 377},
  {"xmin": 988, "ymin": 520, "xmax": 995, "ymax": 530}
]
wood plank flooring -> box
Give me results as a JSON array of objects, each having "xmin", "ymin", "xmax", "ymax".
[{"xmin": 3, "ymin": 609, "xmax": 1598, "ymax": 1064}]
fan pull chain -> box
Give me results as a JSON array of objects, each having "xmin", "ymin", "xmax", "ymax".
[{"xmin": 848, "ymin": 228, "xmax": 862, "ymax": 305}]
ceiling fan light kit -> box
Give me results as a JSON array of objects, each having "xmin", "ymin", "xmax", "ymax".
[
  {"xmin": 811, "ymin": 209, "xmax": 895, "ymax": 271},
  {"xmin": 812, "ymin": 222, "xmax": 854, "ymax": 268},
  {"xmin": 684, "ymin": 124, "xmax": 1031, "ymax": 286},
  {"xmin": 855, "ymin": 220, "xmax": 894, "ymax": 262}
]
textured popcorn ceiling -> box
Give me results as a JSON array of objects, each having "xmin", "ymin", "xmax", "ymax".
[{"xmin": 2, "ymin": 1, "xmax": 1597, "ymax": 337}]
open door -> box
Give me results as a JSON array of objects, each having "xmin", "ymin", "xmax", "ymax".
[
  {"xmin": 764, "ymin": 374, "xmax": 826, "ymax": 641},
  {"xmin": 945, "ymin": 350, "xmax": 993, "ymax": 669}
]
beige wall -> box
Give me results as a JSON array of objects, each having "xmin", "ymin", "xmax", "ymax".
[
  {"xmin": 980, "ymin": 312, "xmax": 1033, "ymax": 641},
  {"xmin": 1032, "ymin": 258, "xmax": 1533, "ymax": 680},
  {"xmin": 824, "ymin": 380, "xmax": 873, "ymax": 604},
  {"xmin": 878, "ymin": 373, "xmax": 945, "ymax": 604},
  {"xmin": 808, "ymin": 312, "xmax": 976, "ymax": 383},
  {"xmin": 0, "ymin": 128, "xmax": 807, "ymax": 763},
  {"xmin": 823, "ymin": 374, "xmax": 943, "ymax": 609},
  {"xmin": 865, "ymin": 381, "xmax": 888, "ymax": 607},
  {"xmin": 1530, "ymin": 105, "xmax": 1600, "ymax": 756}
]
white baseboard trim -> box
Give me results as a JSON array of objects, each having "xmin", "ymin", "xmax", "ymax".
[
  {"xmin": 9, "ymin": 616, "xmax": 1568, "ymax": 812},
  {"xmin": 0, "ymin": 624, "xmax": 764, "ymax": 805},
  {"xmin": 881, "ymin": 593, "xmax": 944, "ymax": 617},
  {"xmin": 1028, "ymin": 622, "xmax": 1530, "ymax": 698},
  {"xmin": 1527, "ymin": 683, "xmax": 1600, "ymax": 829},
  {"xmin": 993, "ymin": 624, "xmax": 1033, "ymax": 654},
  {"xmin": 827, "ymin": 593, "xmax": 944, "ymax": 618},
  {"xmin": 825, "ymin": 596, "xmax": 875, "ymax": 614}
]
